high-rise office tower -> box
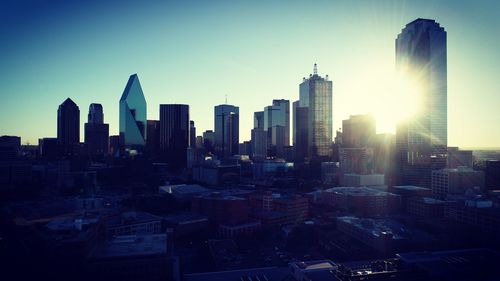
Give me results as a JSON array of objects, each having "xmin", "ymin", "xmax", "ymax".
[
  {"xmin": 146, "ymin": 120, "xmax": 160, "ymax": 156},
  {"xmin": 293, "ymin": 100, "xmax": 309, "ymax": 162},
  {"xmin": 214, "ymin": 104, "xmax": 239, "ymax": 157},
  {"xmin": 189, "ymin": 120, "xmax": 196, "ymax": 148},
  {"xmin": 298, "ymin": 64, "xmax": 333, "ymax": 159},
  {"xmin": 342, "ymin": 114, "xmax": 376, "ymax": 148},
  {"xmin": 203, "ymin": 130, "xmax": 215, "ymax": 152},
  {"xmin": 57, "ymin": 98, "xmax": 80, "ymax": 156},
  {"xmin": 254, "ymin": 111, "xmax": 264, "ymax": 130},
  {"xmin": 396, "ymin": 19, "xmax": 447, "ymax": 187},
  {"xmin": 264, "ymin": 99, "xmax": 290, "ymax": 157},
  {"xmin": 160, "ymin": 104, "xmax": 189, "ymax": 168},
  {"xmin": 84, "ymin": 103, "xmax": 109, "ymax": 156},
  {"xmin": 119, "ymin": 74, "xmax": 147, "ymax": 148}
]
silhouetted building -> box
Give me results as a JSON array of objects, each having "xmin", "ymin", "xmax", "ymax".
[
  {"xmin": 146, "ymin": 120, "xmax": 160, "ymax": 156},
  {"xmin": 342, "ymin": 114, "xmax": 376, "ymax": 148},
  {"xmin": 119, "ymin": 74, "xmax": 147, "ymax": 149},
  {"xmin": 214, "ymin": 104, "xmax": 239, "ymax": 157},
  {"xmin": 485, "ymin": 160, "xmax": 500, "ymax": 190},
  {"xmin": 251, "ymin": 128, "xmax": 267, "ymax": 160},
  {"xmin": 84, "ymin": 103, "xmax": 109, "ymax": 156},
  {"xmin": 396, "ymin": 19, "xmax": 447, "ymax": 187},
  {"xmin": 447, "ymin": 147, "xmax": 473, "ymax": 168},
  {"xmin": 109, "ymin": 135, "xmax": 120, "ymax": 156},
  {"xmin": 39, "ymin": 138, "xmax": 58, "ymax": 160},
  {"xmin": 189, "ymin": 120, "xmax": 196, "ymax": 148},
  {"xmin": 298, "ymin": 64, "xmax": 333, "ymax": 159},
  {"xmin": 57, "ymin": 98, "xmax": 80, "ymax": 156},
  {"xmin": 202, "ymin": 130, "xmax": 215, "ymax": 152},
  {"xmin": 159, "ymin": 104, "xmax": 189, "ymax": 169},
  {"xmin": 293, "ymin": 100, "xmax": 309, "ymax": 162},
  {"xmin": 0, "ymin": 136, "xmax": 21, "ymax": 161}
]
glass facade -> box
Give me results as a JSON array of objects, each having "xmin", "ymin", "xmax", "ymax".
[
  {"xmin": 119, "ymin": 74, "xmax": 147, "ymax": 147},
  {"xmin": 396, "ymin": 18, "xmax": 447, "ymax": 187},
  {"xmin": 160, "ymin": 104, "xmax": 189, "ymax": 168},
  {"xmin": 214, "ymin": 104, "xmax": 239, "ymax": 157},
  {"xmin": 298, "ymin": 65, "xmax": 333, "ymax": 159}
]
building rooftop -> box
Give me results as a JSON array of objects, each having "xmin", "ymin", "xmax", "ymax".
[
  {"xmin": 90, "ymin": 234, "xmax": 167, "ymax": 259},
  {"xmin": 393, "ymin": 185, "xmax": 430, "ymax": 191},
  {"xmin": 324, "ymin": 186, "xmax": 398, "ymax": 197},
  {"xmin": 185, "ymin": 267, "xmax": 290, "ymax": 281},
  {"xmin": 107, "ymin": 211, "xmax": 161, "ymax": 228}
]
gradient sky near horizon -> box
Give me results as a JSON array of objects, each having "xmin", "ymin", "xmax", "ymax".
[{"xmin": 1, "ymin": 0, "xmax": 499, "ymax": 148}]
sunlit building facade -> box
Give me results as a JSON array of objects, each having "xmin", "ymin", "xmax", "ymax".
[
  {"xmin": 119, "ymin": 74, "xmax": 147, "ymax": 148},
  {"xmin": 396, "ymin": 19, "xmax": 447, "ymax": 187},
  {"xmin": 297, "ymin": 64, "xmax": 333, "ymax": 159}
]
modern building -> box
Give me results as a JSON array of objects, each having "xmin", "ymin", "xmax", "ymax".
[
  {"xmin": 119, "ymin": 74, "xmax": 147, "ymax": 149},
  {"xmin": 298, "ymin": 64, "xmax": 333, "ymax": 159},
  {"xmin": 0, "ymin": 136, "xmax": 21, "ymax": 161},
  {"xmin": 202, "ymin": 130, "xmax": 215, "ymax": 152},
  {"xmin": 396, "ymin": 19, "xmax": 447, "ymax": 187},
  {"xmin": 189, "ymin": 120, "xmax": 196, "ymax": 148},
  {"xmin": 57, "ymin": 98, "xmax": 80, "ymax": 156},
  {"xmin": 447, "ymin": 147, "xmax": 473, "ymax": 168},
  {"xmin": 321, "ymin": 161, "xmax": 340, "ymax": 184},
  {"xmin": 431, "ymin": 167, "xmax": 485, "ymax": 199},
  {"xmin": 264, "ymin": 99, "xmax": 290, "ymax": 157},
  {"xmin": 214, "ymin": 104, "xmax": 239, "ymax": 157},
  {"xmin": 292, "ymin": 100, "xmax": 309, "ymax": 162},
  {"xmin": 84, "ymin": 103, "xmax": 109, "ymax": 156},
  {"xmin": 159, "ymin": 104, "xmax": 189, "ymax": 169},
  {"xmin": 342, "ymin": 114, "xmax": 376, "ymax": 148},
  {"xmin": 339, "ymin": 147, "xmax": 374, "ymax": 175},
  {"xmin": 485, "ymin": 160, "xmax": 500, "ymax": 190},
  {"xmin": 146, "ymin": 120, "xmax": 160, "ymax": 156},
  {"xmin": 39, "ymin": 137, "xmax": 58, "ymax": 160}
]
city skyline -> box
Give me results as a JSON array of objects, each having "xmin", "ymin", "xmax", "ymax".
[{"xmin": 1, "ymin": 1, "xmax": 500, "ymax": 148}]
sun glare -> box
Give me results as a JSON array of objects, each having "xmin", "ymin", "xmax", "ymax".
[{"xmin": 350, "ymin": 67, "xmax": 421, "ymax": 134}]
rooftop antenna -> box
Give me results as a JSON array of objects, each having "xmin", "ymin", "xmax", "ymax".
[
  {"xmin": 313, "ymin": 63, "xmax": 318, "ymax": 75},
  {"xmin": 225, "ymin": 94, "xmax": 228, "ymax": 104}
]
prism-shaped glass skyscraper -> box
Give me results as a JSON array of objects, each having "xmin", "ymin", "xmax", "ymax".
[
  {"xmin": 395, "ymin": 18, "xmax": 447, "ymax": 187},
  {"xmin": 119, "ymin": 74, "xmax": 147, "ymax": 147}
]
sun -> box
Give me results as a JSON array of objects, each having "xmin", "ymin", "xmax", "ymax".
[{"xmin": 351, "ymin": 68, "xmax": 421, "ymax": 134}]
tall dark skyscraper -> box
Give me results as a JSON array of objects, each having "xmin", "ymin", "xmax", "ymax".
[
  {"xmin": 395, "ymin": 18, "xmax": 447, "ymax": 187},
  {"xmin": 297, "ymin": 64, "xmax": 333, "ymax": 159},
  {"xmin": 119, "ymin": 74, "xmax": 147, "ymax": 149},
  {"xmin": 146, "ymin": 120, "xmax": 160, "ymax": 157},
  {"xmin": 160, "ymin": 104, "xmax": 189, "ymax": 168},
  {"xmin": 57, "ymin": 98, "xmax": 80, "ymax": 156},
  {"xmin": 84, "ymin": 103, "xmax": 109, "ymax": 156},
  {"xmin": 251, "ymin": 111, "xmax": 267, "ymax": 159},
  {"xmin": 293, "ymin": 101, "xmax": 309, "ymax": 162},
  {"xmin": 189, "ymin": 120, "xmax": 196, "ymax": 148},
  {"xmin": 214, "ymin": 104, "xmax": 239, "ymax": 158}
]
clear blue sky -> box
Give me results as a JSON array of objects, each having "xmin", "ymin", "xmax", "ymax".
[{"xmin": 1, "ymin": 0, "xmax": 499, "ymax": 148}]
